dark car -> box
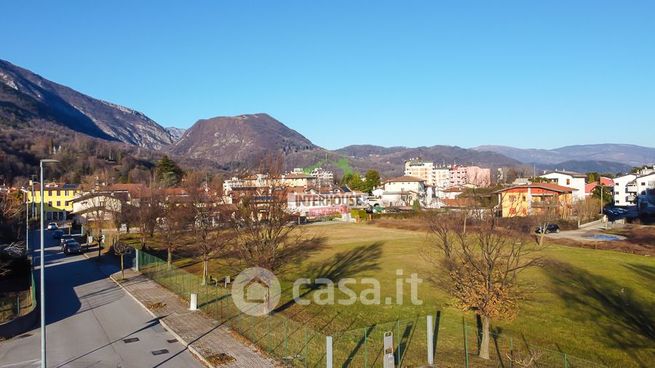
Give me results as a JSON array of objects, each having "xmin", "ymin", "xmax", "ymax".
[
  {"xmin": 535, "ymin": 224, "xmax": 560, "ymax": 234},
  {"xmin": 52, "ymin": 229, "xmax": 65, "ymax": 240},
  {"xmin": 63, "ymin": 239, "xmax": 82, "ymax": 255},
  {"xmin": 60, "ymin": 235, "xmax": 74, "ymax": 251}
]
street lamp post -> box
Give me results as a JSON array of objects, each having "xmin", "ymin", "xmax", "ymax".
[
  {"xmin": 39, "ymin": 159, "xmax": 58, "ymax": 368},
  {"xmin": 26, "ymin": 195, "xmax": 29, "ymax": 253}
]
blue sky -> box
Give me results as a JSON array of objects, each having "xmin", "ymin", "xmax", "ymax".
[{"xmin": 2, "ymin": 1, "xmax": 653, "ymax": 149}]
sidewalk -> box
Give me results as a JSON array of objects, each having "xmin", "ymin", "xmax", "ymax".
[{"xmin": 111, "ymin": 268, "xmax": 278, "ymax": 368}]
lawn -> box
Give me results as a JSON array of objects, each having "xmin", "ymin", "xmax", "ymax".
[{"xmin": 138, "ymin": 223, "xmax": 655, "ymax": 367}]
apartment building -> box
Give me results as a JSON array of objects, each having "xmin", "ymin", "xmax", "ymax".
[
  {"xmin": 539, "ymin": 171, "xmax": 586, "ymax": 201},
  {"xmin": 404, "ymin": 161, "xmax": 436, "ymax": 186},
  {"xmin": 404, "ymin": 160, "xmax": 491, "ymax": 188},
  {"xmin": 22, "ymin": 182, "xmax": 82, "ymax": 221},
  {"xmin": 613, "ymin": 166, "xmax": 655, "ymax": 206}
]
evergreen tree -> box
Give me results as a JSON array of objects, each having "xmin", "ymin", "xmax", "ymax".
[{"xmin": 155, "ymin": 155, "xmax": 184, "ymax": 187}]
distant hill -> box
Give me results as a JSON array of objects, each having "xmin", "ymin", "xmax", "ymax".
[
  {"xmin": 474, "ymin": 144, "xmax": 655, "ymax": 169},
  {"xmin": 334, "ymin": 144, "xmax": 520, "ymax": 176},
  {"xmin": 170, "ymin": 113, "xmax": 319, "ymax": 168},
  {"xmin": 0, "ymin": 59, "xmax": 173, "ymax": 149},
  {"xmin": 538, "ymin": 160, "xmax": 632, "ymax": 174}
]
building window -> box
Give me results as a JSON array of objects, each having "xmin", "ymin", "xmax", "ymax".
[
  {"xmin": 47, "ymin": 201, "xmax": 52, "ymax": 207},
  {"xmin": 566, "ymin": 179, "xmax": 571, "ymax": 185},
  {"xmin": 56, "ymin": 201, "xmax": 61, "ymax": 207},
  {"xmin": 47, "ymin": 190, "xmax": 52, "ymax": 196},
  {"xmin": 64, "ymin": 190, "xmax": 69, "ymax": 196},
  {"xmin": 57, "ymin": 190, "xmax": 61, "ymax": 196}
]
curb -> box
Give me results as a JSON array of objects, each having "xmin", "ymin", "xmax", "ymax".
[{"xmin": 109, "ymin": 273, "xmax": 215, "ymax": 368}]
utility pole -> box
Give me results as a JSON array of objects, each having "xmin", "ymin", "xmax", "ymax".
[
  {"xmin": 25, "ymin": 194, "xmax": 29, "ymax": 253},
  {"xmin": 39, "ymin": 159, "xmax": 58, "ymax": 368}
]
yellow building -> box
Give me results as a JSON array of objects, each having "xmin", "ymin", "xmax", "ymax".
[
  {"xmin": 494, "ymin": 183, "xmax": 575, "ymax": 218},
  {"xmin": 22, "ymin": 182, "xmax": 82, "ymax": 221}
]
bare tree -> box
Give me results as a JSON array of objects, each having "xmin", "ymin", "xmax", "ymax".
[
  {"xmin": 0, "ymin": 190, "xmax": 24, "ymax": 242},
  {"xmin": 230, "ymin": 188, "xmax": 304, "ymax": 272},
  {"xmin": 158, "ymin": 194, "xmax": 192, "ymax": 269},
  {"xmin": 134, "ymin": 187, "xmax": 161, "ymax": 250},
  {"xmin": 423, "ymin": 210, "xmax": 543, "ymax": 360},
  {"xmin": 185, "ymin": 173, "xmax": 231, "ymax": 285},
  {"xmin": 532, "ymin": 196, "xmax": 560, "ymax": 246}
]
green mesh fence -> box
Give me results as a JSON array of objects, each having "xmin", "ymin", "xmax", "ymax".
[{"xmin": 137, "ymin": 250, "xmax": 608, "ymax": 368}]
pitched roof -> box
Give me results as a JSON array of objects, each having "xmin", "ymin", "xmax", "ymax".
[
  {"xmin": 494, "ymin": 183, "xmax": 576, "ymax": 194},
  {"xmin": 384, "ymin": 176, "xmax": 425, "ymax": 183},
  {"xmin": 541, "ymin": 170, "xmax": 587, "ymax": 179}
]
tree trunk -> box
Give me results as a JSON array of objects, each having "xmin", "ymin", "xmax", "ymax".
[
  {"xmin": 479, "ymin": 315, "xmax": 491, "ymax": 359},
  {"xmin": 202, "ymin": 259, "xmax": 208, "ymax": 285},
  {"xmin": 167, "ymin": 247, "xmax": 172, "ymax": 270}
]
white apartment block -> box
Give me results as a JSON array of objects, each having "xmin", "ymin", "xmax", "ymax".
[
  {"xmin": 613, "ymin": 166, "xmax": 655, "ymax": 206},
  {"xmin": 539, "ymin": 171, "xmax": 586, "ymax": 201},
  {"xmin": 613, "ymin": 174, "xmax": 637, "ymax": 206}
]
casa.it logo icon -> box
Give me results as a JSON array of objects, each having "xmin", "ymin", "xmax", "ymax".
[{"xmin": 232, "ymin": 267, "xmax": 281, "ymax": 316}]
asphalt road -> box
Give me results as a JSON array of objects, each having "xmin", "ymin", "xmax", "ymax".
[{"xmin": 0, "ymin": 230, "xmax": 203, "ymax": 368}]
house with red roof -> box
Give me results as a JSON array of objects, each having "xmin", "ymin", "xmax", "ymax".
[{"xmin": 494, "ymin": 183, "xmax": 575, "ymax": 218}]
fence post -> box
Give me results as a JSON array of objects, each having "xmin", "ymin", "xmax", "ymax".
[
  {"xmin": 395, "ymin": 320, "xmax": 400, "ymax": 367},
  {"xmin": 427, "ymin": 315, "xmax": 434, "ymax": 365},
  {"xmin": 134, "ymin": 248, "xmax": 140, "ymax": 271},
  {"xmin": 189, "ymin": 293, "xmax": 198, "ymax": 310},
  {"xmin": 285, "ymin": 318, "xmax": 289, "ymax": 357},
  {"xmin": 463, "ymin": 317, "xmax": 470, "ymax": 368},
  {"xmin": 304, "ymin": 326, "xmax": 308, "ymax": 368},
  {"xmin": 563, "ymin": 352, "xmax": 569, "ymax": 368},
  {"xmin": 364, "ymin": 327, "xmax": 368, "ymax": 368},
  {"xmin": 326, "ymin": 336, "xmax": 333, "ymax": 368}
]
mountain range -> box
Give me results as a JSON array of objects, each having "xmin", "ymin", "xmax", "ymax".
[
  {"xmin": 1, "ymin": 58, "xmax": 652, "ymax": 178},
  {"xmin": 0, "ymin": 59, "xmax": 173, "ymax": 149}
]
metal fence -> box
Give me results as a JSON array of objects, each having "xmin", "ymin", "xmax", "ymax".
[{"xmin": 138, "ymin": 250, "xmax": 606, "ymax": 368}]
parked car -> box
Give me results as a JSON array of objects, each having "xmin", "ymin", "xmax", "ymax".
[
  {"xmin": 535, "ymin": 223, "xmax": 560, "ymax": 234},
  {"xmin": 47, "ymin": 222, "xmax": 58, "ymax": 230},
  {"xmin": 60, "ymin": 235, "xmax": 74, "ymax": 251},
  {"xmin": 52, "ymin": 229, "xmax": 65, "ymax": 240},
  {"xmin": 63, "ymin": 239, "xmax": 82, "ymax": 255}
]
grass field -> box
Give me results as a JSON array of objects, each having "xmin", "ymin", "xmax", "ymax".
[{"xmin": 138, "ymin": 223, "xmax": 655, "ymax": 367}]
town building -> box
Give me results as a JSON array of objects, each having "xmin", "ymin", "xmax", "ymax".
[
  {"xmin": 613, "ymin": 174, "xmax": 637, "ymax": 206},
  {"xmin": 404, "ymin": 161, "xmax": 436, "ymax": 186},
  {"xmin": 585, "ymin": 177, "xmax": 614, "ymax": 197},
  {"xmin": 404, "ymin": 160, "xmax": 491, "ymax": 188},
  {"xmin": 613, "ymin": 166, "xmax": 655, "ymax": 206},
  {"xmin": 494, "ymin": 183, "xmax": 575, "ymax": 218},
  {"xmin": 539, "ymin": 171, "xmax": 586, "ymax": 201},
  {"xmin": 380, "ymin": 176, "xmax": 426, "ymax": 207},
  {"xmin": 21, "ymin": 182, "xmax": 82, "ymax": 221}
]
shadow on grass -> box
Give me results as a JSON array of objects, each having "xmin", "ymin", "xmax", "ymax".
[
  {"xmin": 545, "ymin": 260, "xmax": 655, "ymax": 367},
  {"xmin": 273, "ymin": 241, "xmax": 383, "ymax": 313},
  {"xmin": 624, "ymin": 263, "xmax": 655, "ymax": 283}
]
